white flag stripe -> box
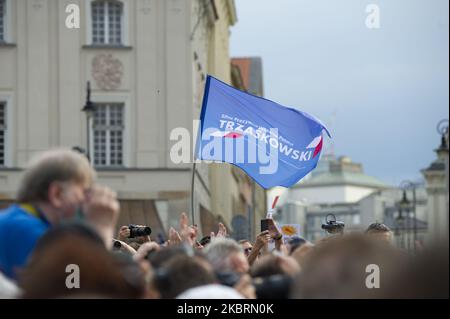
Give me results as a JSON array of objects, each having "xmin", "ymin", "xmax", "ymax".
[
  {"xmin": 210, "ymin": 131, "xmax": 228, "ymax": 137},
  {"xmin": 306, "ymin": 136, "xmax": 322, "ymax": 149}
]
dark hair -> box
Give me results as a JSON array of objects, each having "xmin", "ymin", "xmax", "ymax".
[
  {"xmin": 365, "ymin": 222, "xmax": 392, "ymax": 233},
  {"xmin": 154, "ymin": 255, "xmax": 216, "ymax": 299},
  {"xmin": 250, "ymin": 255, "xmax": 285, "ymax": 278},
  {"xmin": 288, "ymin": 236, "xmax": 307, "ymax": 255},
  {"xmin": 147, "ymin": 244, "xmax": 197, "ymax": 269},
  {"xmin": 291, "ymin": 233, "xmax": 406, "ymax": 298},
  {"xmin": 19, "ymin": 223, "xmax": 146, "ymax": 299}
]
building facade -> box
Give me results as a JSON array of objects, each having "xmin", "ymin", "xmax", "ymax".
[
  {"xmin": 0, "ymin": 0, "xmax": 249, "ymax": 240},
  {"xmin": 273, "ymin": 155, "xmax": 391, "ymax": 241}
]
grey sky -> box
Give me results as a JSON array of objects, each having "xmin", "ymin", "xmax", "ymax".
[{"xmin": 230, "ymin": 0, "xmax": 449, "ymax": 186}]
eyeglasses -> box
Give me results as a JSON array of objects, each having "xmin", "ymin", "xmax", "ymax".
[{"xmin": 244, "ymin": 247, "xmax": 252, "ymax": 254}]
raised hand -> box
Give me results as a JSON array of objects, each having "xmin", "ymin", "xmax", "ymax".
[
  {"xmin": 118, "ymin": 225, "xmax": 130, "ymax": 241},
  {"xmin": 168, "ymin": 227, "xmax": 182, "ymax": 246},
  {"xmin": 179, "ymin": 212, "xmax": 197, "ymax": 246},
  {"xmin": 217, "ymin": 223, "xmax": 227, "ymax": 238},
  {"xmin": 83, "ymin": 185, "xmax": 120, "ymax": 249}
]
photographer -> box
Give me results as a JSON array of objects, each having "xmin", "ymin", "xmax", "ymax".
[
  {"xmin": 240, "ymin": 230, "xmax": 271, "ymax": 266},
  {"xmin": 0, "ymin": 149, "xmax": 120, "ymax": 279},
  {"xmin": 117, "ymin": 224, "xmax": 152, "ymax": 249}
]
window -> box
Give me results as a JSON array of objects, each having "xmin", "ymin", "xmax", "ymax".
[
  {"xmin": 91, "ymin": 0, "xmax": 123, "ymax": 45},
  {"xmin": 0, "ymin": 102, "xmax": 6, "ymax": 166},
  {"xmin": 0, "ymin": 0, "xmax": 5, "ymax": 42},
  {"xmin": 93, "ymin": 103, "xmax": 124, "ymax": 166}
]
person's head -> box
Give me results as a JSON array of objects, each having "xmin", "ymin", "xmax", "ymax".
[
  {"xmin": 381, "ymin": 243, "xmax": 449, "ymax": 298},
  {"xmin": 204, "ymin": 238, "xmax": 249, "ymax": 274},
  {"xmin": 250, "ymin": 254, "xmax": 300, "ymax": 278},
  {"xmin": 287, "ymin": 236, "xmax": 307, "ymax": 255},
  {"xmin": 291, "ymin": 233, "xmax": 406, "ymax": 298},
  {"xmin": 16, "ymin": 149, "xmax": 95, "ymax": 222},
  {"xmin": 147, "ymin": 244, "xmax": 196, "ymax": 270},
  {"xmin": 19, "ymin": 224, "xmax": 146, "ymax": 298},
  {"xmin": 153, "ymin": 255, "xmax": 216, "ymax": 299},
  {"xmin": 365, "ymin": 222, "xmax": 393, "ymax": 244},
  {"xmin": 291, "ymin": 242, "xmax": 314, "ymax": 268},
  {"xmin": 239, "ymin": 240, "xmax": 253, "ymax": 257}
]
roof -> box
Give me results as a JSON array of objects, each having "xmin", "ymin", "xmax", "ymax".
[
  {"xmin": 293, "ymin": 171, "xmax": 389, "ymax": 189},
  {"xmin": 423, "ymin": 160, "xmax": 446, "ymax": 172},
  {"xmin": 231, "ymin": 57, "xmax": 264, "ymax": 96}
]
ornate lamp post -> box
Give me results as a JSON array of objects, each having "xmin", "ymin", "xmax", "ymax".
[
  {"xmin": 397, "ymin": 189, "xmax": 410, "ymax": 250},
  {"xmin": 82, "ymin": 82, "xmax": 95, "ymax": 163},
  {"xmin": 400, "ymin": 180, "xmax": 418, "ymax": 253},
  {"xmin": 436, "ymin": 119, "xmax": 449, "ymax": 159}
]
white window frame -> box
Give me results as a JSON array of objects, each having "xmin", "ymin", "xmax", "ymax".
[
  {"xmin": 0, "ymin": 93, "xmax": 13, "ymax": 167},
  {"xmin": 0, "ymin": 0, "xmax": 12, "ymax": 43},
  {"xmin": 86, "ymin": 0, "xmax": 129, "ymax": 46},
  {"xmin": 89, "ymin": 94, "xmax": 130, "ymax": 168}
]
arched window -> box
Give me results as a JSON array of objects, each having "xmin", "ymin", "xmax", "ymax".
[{"xmin": 91, "ymin": 0, "xmax": 123, "ymax": 45}]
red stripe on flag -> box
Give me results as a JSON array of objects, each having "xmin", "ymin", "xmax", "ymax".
[
  {"xmin": 313, "ymin": 137, "xmax": 323, "ymax": 158},
  {"xmin": 224, "ymin": 132, "xmax": 243, "ymax": 138}
]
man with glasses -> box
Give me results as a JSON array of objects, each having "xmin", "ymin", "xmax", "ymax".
[{"xmin": 239, "ymin": 230, "xmax": 271, "ymax": 266}]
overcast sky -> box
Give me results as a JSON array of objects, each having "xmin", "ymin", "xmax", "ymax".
[{"xmin": 230, "ymin": 0, "xmax": 449, "ymax": 186}]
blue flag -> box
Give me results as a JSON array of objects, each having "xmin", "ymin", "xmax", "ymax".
[{"xmin": 196, "ymin": 75, "xmax": 331, "ymax": 189}]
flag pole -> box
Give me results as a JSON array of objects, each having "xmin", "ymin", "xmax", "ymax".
[{"xmin": 191, "ymin": 161, "xmax": 196, "ymax": 225}]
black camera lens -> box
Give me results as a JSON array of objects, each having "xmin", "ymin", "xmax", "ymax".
[
  {"xmin": 128, "ymin": 224, "xmax": 152, "ymax": 238},
  {"xmin": 113, "ymin": 240, "xmax": 122, "ymax": 249},
  {"xmin": 321, "ymin": 214, "xmax": 345, "ymax": 234}
]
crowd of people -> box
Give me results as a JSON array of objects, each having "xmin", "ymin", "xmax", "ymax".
[{"xmin": 0, "ymin": 149, "xmax": 448, "ymax": 299}]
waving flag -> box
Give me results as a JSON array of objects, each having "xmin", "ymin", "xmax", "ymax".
[{"xmin": 195, "ymin": 75, "xmax": 331, "ymax": 189}]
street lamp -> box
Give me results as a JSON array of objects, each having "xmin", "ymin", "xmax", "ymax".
[
  {"xmin": 400, "ymin": 180, "xmax": 419, "ymax": 253},
  {"xmin": 398, "ymin": 188, "xmax": 411, "ymax": 251},
  {"xmin": 435, "ymin": 119, "xmax": 449, "ymax": 159},
  {"xmin": 82, "ymin": 81, "xmax": 95, "ymax": 163}
]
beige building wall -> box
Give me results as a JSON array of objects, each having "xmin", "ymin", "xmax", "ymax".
[
  {"xmin": 0, "ymin": 0, "xmax": 239, "ymax": 239},
  {"xmin": 203, "ymin": 0, "xmax": 240, "ymax": 231}
]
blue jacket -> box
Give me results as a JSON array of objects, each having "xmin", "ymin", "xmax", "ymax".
[{"xmin": 0, "ymin": 205, "xmax": 49, "ymax": 279}]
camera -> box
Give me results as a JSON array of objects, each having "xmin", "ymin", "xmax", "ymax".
[
  {"xmin": 321, "ymin": 214, "xmax": 345, "ymax": 234},
  {"xmin": 128, "ymin": 224, "xmax": 152, "ymax": 238}
]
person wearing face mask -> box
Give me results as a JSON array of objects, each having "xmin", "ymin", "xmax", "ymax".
[{"xmin": 0, "ymin": 149, "xmax": 120, "ymax": 280}]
